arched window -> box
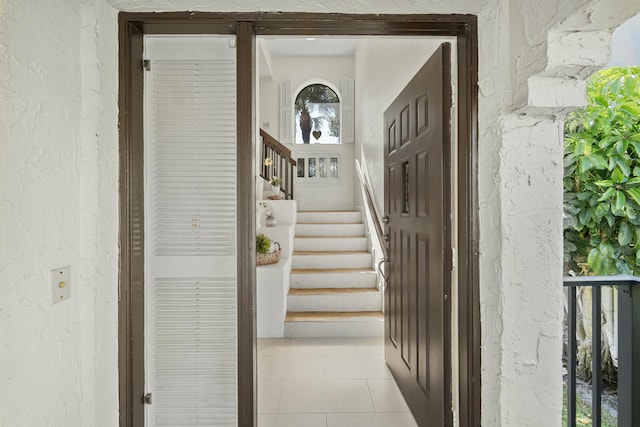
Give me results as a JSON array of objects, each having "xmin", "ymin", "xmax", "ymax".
[{"xmin": 294, "ymin": 84, "xmax": 340, "ymax": 144}]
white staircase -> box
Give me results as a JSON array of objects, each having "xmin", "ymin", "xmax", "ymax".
[{"xmin": 284, "ymin": 210, "xmax": 384, "ymax": 337}]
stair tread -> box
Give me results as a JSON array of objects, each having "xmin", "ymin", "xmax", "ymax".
[
  {"xmin": 293, "ymin": 250, "xmax": 369, "ymax": 255},
  {"xmin": 286, "ymin": 311, "xmax": 384, "ymax": 322},
  {"xmin": 297, "ymin": 222, "xmax": 363, "ymax": 225},
  {"xmin": 289, "ymin": 287, "xmax": 378, "ymax": 295},
  {"xmin": 291, "ymin": 268, "xmax": 375, "ymax": 274},
  {"xmin": 295, "ymin": 235, "xmax": 367, "ymax": 239}
]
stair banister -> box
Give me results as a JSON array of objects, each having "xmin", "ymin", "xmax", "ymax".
[
  {"xmin": 355, "ymin": 159, "xmax": 388, "ymax": 291},
  {"xmin": 260, "ymin": 128, "xmax": 295, "ymax": 200}
]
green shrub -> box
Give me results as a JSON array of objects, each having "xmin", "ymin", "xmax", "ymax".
[{"xmin": 564, "ymin": 66, "xmax": 640, "ymax": 275}]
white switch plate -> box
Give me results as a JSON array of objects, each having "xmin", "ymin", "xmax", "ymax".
[{"xmin": 51, "ymin": 266, "xmax": 70, "ymax": 305}]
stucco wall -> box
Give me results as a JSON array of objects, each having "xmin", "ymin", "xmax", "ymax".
[
  {"xmin": 260, "ymin": 55, "xmax": 356, "ymax": 210},
  {"xmin": 0, "ymin": 0, "xmax": 119, "ymax": 426},
  {"xmin": 0, "ymin": 0, "xmax": 82, "ymax": 425}
]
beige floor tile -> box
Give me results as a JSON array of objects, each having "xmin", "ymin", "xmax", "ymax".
[
  {"xmin": 259, "ymin": 413, "xmax": 327, "ymax": 427},
  {"xmin": 326, "ymin": 412, "xmax": 418, "ymax": 427},
  {"xmin": 289, "ymin": 338, "xmax": 359, "ymax": 355},
  {"xmin": 355, "ymin": 337, "xmax": 386, "ymax": 355},
  {"xmin": 258, "ymin": 379, "xmax": 282, "ymax": 414},
  {"xmin": 367, "ymin": 379, "xmax": 411, "ymax": 412},
  {"xmin": 324, "ymin": 355, "xmax": 392, "ymax": 379},
  {"xmin": 258, "ymin": 355, "xmax": 325, "ymax": 380},
  {"xmin": 258, "ymin": 338, "xmax": 291, "ymax": 356},
  {"xmin": 279, "ymin": 380, "xmax": 374, "ymax": 413}
]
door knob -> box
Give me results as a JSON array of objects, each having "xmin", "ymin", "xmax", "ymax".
[{"xmin": 382, "ymin": 216, "xmax": 390, "ymax": 224}]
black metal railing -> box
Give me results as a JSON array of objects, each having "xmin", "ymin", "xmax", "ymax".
[
  {"xmin": 564, "ymin": 275, "xmax": 640, "ymax": 427},
  {"xmin": 260, "ymin": 128, "xmax": 295, "ymax": 200}
]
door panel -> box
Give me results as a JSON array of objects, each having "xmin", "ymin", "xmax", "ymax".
[
  {"xmin": 384, "ymin": 43, "xmax": 452, "ymax": 427},
  {"xmin": 144, "ymin": 36, "xmax": 238, "ymax": 427}
]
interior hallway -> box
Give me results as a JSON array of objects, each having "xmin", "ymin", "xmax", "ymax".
[{"xmin": 257, "ymin": 337, "xmax": 418, "ymax": 427}]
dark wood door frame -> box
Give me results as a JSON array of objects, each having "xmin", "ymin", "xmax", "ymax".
[{"xmin": 118, "ymin": 12, "xmax": 479, "ymax": 427}]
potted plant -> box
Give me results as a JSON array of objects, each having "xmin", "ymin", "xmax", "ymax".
[
  {"xmin": 256, "ymin": 233, "xmax": 281, "ymax": 266},
  {"xmin": 269, "ymin": 176, "xmax": 282, "ymax": 198}
]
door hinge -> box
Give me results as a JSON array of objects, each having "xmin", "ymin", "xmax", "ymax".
[
  {"xmin": 451, "ymin": 247, "xmax": 457, "ymax": 272},
  {"xmin": 143, "ymin": 59, "xmax": 151, "ymax": 71},
  {"xmin": 143, "ymin": 393, "xmax": 153, "ymax": 404}
]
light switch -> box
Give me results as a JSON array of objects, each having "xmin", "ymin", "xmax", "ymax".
[{"xmin": 51, "ymin": 266, "xmax": 70, "ymax": 305}]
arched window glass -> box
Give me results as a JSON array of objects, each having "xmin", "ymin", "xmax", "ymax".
[{"xmin": 294, "ymin": 84, "xmax": 340, "ymax": 144}]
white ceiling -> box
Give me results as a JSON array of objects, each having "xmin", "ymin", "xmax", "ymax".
[{"xmin": 260, "ymin": 37, "xmax": 358, "ymax": 57}]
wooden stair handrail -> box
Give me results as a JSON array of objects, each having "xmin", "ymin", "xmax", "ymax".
[
  {"xmin": 259, "ymin": 128, "xmax": 296, "ymax": 200},
  {"xmin": 260, "ymin": 129, "xmax": 296, "ymax": 166},
  {"xmin": 355, "ymin": 160, "xmax": 387, "ymax": 259}
]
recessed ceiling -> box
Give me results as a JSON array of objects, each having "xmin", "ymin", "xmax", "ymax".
[{"xmin": 260, "ymin": 37, "xmax": 358, "ymax": 57}]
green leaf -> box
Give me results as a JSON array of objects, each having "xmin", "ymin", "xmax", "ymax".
[
  {"xmin": 616, "ymin": 259, "xmax": 633, "ymax": 275},
  {"xmin": 588, "ymin": 248, "xmax": 603, "ymax": 273},
  {"xmin": 595, "ymin": 96, "xmax": 609, "ymax": 107},
  {"xmin": 617, "ymin": 157, "xmax": 632, "ymax": 176},
  {"xmin": 619, "ymin": 221, "xmax": 633, "ymax": 245},
  {"xmin": 595, "ymin": 202, "xmax": 610, "ymax": 220},
  {"xmin": 616, "ymin": 191, "xmax": 627, "ymax": 211},
  {"xmin": 597, "ymin": 187, "xmax": 615, "ymax": 202},
  {"xmin": 600, "ymin": 242, "xmax": 614, "ymax": 258},
  {"xmin": 579, "ymin": 157, "xmax": 593, "ymax": 174},
  {"xmin": 636, "ymin": 249, "xmax": 640, "ymax": 266},
  {"xmin": 624, "ymin": 76, "xmax": 637, "ymax": 97},
  {"xmin": 579, "ymin": 207, "xmax": 592, "ymax": 225},
  {"xmin": 620, "ymin": 103, "xmax": 640, "ymax": 116},
  {"xmin": 626, "ymin": 177, "xmax": 640, "ymax": 187},
  {"xmin": 615, "ymin": 139, "xmax": 625, "ymax": 154},
  {"xmin": 590, "ymin": 153, "xmax": 608, "ymax": 169},
  {"xmin": 612, "ymin": 167, "xmax": 625, "ymax": 183},
  {"xmin": 625, "ymin": 188, "xmax": 640, "ymax": 206},
  {"xmin": 594, "ymin": 180, "xmax": 614, "ymax": 188}
]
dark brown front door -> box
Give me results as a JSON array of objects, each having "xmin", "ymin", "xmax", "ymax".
[{"xmin": 384, "ymin": 43, "xmax": 452, "ymax": 427}]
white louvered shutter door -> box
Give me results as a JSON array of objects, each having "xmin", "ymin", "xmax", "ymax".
[{"xmin": 144, "ymin": 36, "xmax": 237, "ymax": 427}]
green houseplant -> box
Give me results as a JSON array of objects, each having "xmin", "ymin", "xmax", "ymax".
[{"xmin": 256, "ymin": 233, "xmax": 271, "ymax": 254}]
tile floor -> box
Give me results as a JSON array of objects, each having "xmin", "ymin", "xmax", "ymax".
[{"xmin": 257, "ymin": 337, "xmax": 418, "ymax": 427}]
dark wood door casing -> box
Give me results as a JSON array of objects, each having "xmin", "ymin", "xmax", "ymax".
[{"xmin": 117, "ymin": 12, "xmax": 479, "ymax": 427}]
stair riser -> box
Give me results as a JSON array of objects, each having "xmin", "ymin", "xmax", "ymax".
[
  {"xmin": 294, "ymin": 237, "xmax": 368, "ymax": 252},
  {"xmin": 296, "ymin": 223, "xmax": 365, "ymax": 237},
  {"xmin": 297, "ymin": 211, "xmax": 362, "ymax": 223},
  {"xmin": 284, "ymin": 320, "xmax": 383, "ymax": 338},
  {"xmin": 292, "ymin": 254, "xmax": 372, "ymax": 269},
  {"xmin": 288, "ymin": 293, "xmax": 382, "ymax": 312},
  {"xmin": 291, "ymin": 272, "xmax": 377, "ymax": 288}
]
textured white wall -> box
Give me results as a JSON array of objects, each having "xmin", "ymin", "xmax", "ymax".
[
  {"xmin": 0, "ymin": 0, "xmax": 119, "ymax": 425},
  {"xmin": 0, "ymin": 0, "xmax": 83, "ymax": 425},
  {"xmin": 79, "ymin": 1, "xmax": 120, "ymax": 426}
]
